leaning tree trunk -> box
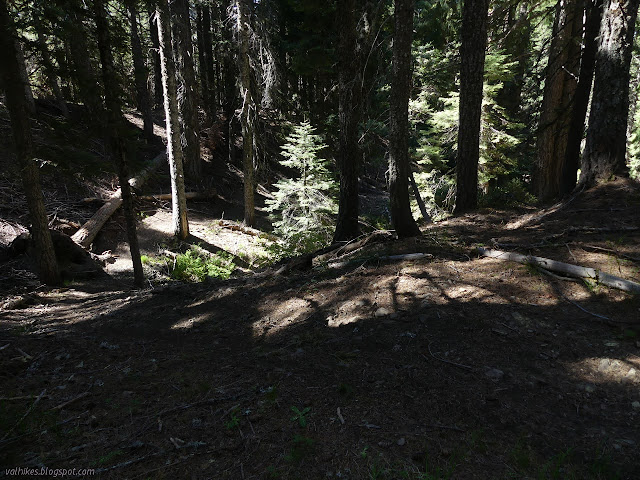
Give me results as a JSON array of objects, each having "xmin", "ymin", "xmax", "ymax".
[
  {"xmin": 535, "ymin": 0, "xmax": 583, "ymax": 201},
  {"xmin": 0, "ymin": 0, "xmax": 60, "ymax": 285},
  {"xmin": 94, "ymin": 0, "xmax": 144, "ymax": 286},
  {"xmin": 149, "ymin": 2, "xmax": 163, "ymax": 109},
  {"xmin": 454, "ymin": 0, "xmax": 490, "ymax": 213},
  {"xmin": 171, "ymin": 0, "xmax": 202, "ymax": 179},
  {"xmin": 561, "ymin": 0, "xmax": 604, "ymax": 195},
  {"xmin": 389, "ymin": 0, "xmax": 420, "ymax": 238},
  {"xmin": 126, "ymin": 0, "xmax": 154, "ymax": 143},
  {"xmin": 237, "ymin": 0, "xmax": 256, "ymax": 226},
  {"xmin": 157, "ymin": 0, "xmax": 190, "ymax": 239},
  {"xmin": 580, "ymin": 0, "xmax": 640, "ymax": 186},
  {"xmin": 333, "ymin": 0, "xmax": 361, "ymax": 242}
]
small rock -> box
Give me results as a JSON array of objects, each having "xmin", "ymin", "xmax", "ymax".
[
  {"xmin": 397, "ymin": 437, "xmax": 406, "ymax": 446},
  {"xmin": 598, "ymin": 358, "xmax": 612, "ymax": 373},
  {"xmin": 377, "ymin": 440, "xmax": 392, "ymax": 448},
  {"xmin": 375, "ymin": 307, "xmax": 391, "ymax": 317},
  {"xmin": 485, "ymin": 368, "xmax": 504, "ymax": 381},
  {"xmin": 355, "ymin": 299, "xmax": 367, "ymax": 307},
  {"xmin": 625, "ymin": 368, "xmax": 637, "ymax": 381},
  {"xmin": 420, "ymin": 299, "xmax": 430, "ymax": 309},
  {"xmin": 632, "ymin": 401, "xmax": 640, "ymax": 410}
]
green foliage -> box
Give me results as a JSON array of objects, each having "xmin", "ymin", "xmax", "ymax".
[
  {"xmin": 159, "ymin": 247, "xmax": 235, "ymax": 282},
  {"xmin": 266, "ymin": 121, "xmax": 337, "ymax": 255},
  {"xmin": 479, "ymin": 178, "xmax": 536, "ymax": 208},
  {"xmin": 290, "ymin": 405, "xmax": 311, "ymax": 427}
]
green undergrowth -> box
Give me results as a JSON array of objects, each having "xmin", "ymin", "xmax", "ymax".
[{"xmin": 143, "ymin": 246, "xmax": 235, "ymax": 282}]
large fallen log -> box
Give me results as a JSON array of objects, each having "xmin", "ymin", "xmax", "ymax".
[
  {"xmin": 72, "ymin": 152, "xmax": 166, "ymax": 248},
  {"xmin": 477, "ymin": 247, "xmax": 640, "ymax": 294}
]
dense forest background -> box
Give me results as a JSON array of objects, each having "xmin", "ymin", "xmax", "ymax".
[{"xmin": 2, "ymin": 0, "xmax": 640, "ymax": 287}]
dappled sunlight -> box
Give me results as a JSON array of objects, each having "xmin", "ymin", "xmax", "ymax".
[
  {"xmin": 252, "ymin": 296, "xmax": 315, "ymax": 337},
  {"xmin": 170, "ymin": 313, "xmax": 212, "ymax": 330},
  {"xmin": 566, "ymin": 355, "xmax": 640, "ymax": 387}
]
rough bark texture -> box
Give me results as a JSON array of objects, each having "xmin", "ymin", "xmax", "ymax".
[
  {"xmin": 389, "ymin": 0, "xmax": 420, "ymax": 238},
  {"xmin": 0, "ymin": 0, "xmax": 60, "ymax": 285},
  {"xmin": 157, "ymin": 0, "xmax": 190, "ymax": 239},
  {"xmin": 561, "ymin": 0, "xmax": 604, "ymax": 195},
  {"xmin": 170, "ymin": 0, "xmax": 202, "ymax": 179},
  {"xmin": 94, "ymin": 0, "xmax": 144, "ymax": 286},
  {"xmin": 200, "ymin": 5, "xmax": 216, "ymax": 119},
  {"xmin": 454, "ymin": 0, "xmax": 489, "ymax": 213},
  {"xmin": 149, "ymin": 2, "xmax": 163, "ymax": 109},
  {"xmin": 14, "ymin": 38, "xmax": 35, "ymax": 115},
  {"xmin": 535, "ymin": 0, "xmax": 584, "ymax": 201},
  {"xmin": 126, "ymin": 0, "xmax": 154, "ymax": 143},
  {"xmin": 333, "ymin": 0, "xmax": 361, "ymax": 242},
  {"xmin": 237, "ymin": 0, "xmax": 256, "ymax": 226},
  {"xmin": 580, "ymin": 0, "xmax": 640, "ymax": 186}
]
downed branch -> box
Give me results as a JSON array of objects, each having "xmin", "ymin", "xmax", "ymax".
[
  {"xmin": 217, "ymin": 220, "xmax": 278, "ymax": 241},
  {"xmin": 72, "ymin": 152, "xmax": 166, "ymax": 248},
  {"xmin": 327, "ymin": 252, "xmax": 432, "ymax": 270},
  {"xmin": 477, "ymin": 247, "xmax": 640, "ymax": 294}
]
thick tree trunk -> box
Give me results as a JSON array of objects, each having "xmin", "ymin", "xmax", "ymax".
[
  {"xmin": 389, "ymin": 0, "xmax": 420, "ymax": 238},
  {"xmin": 94, "ymin": 0, "xmax": 144, "ymax": 286},
  {"xmin": 196, "ymin": 6, "xmax": 209, "ymax": 115},
  {"xmin": 126, "ymin": 0, "xmax": 154, "ymax": 143},
  {"xmin": 170, "ymin": 0, "xmax": 202, "ymax": 179},
  {"xmin": 200, "ymin": 5, "xmax": 216, "ymax": 119},
  {"xmin": 237, "ymin": 0, "xmax": 256, "ymax": 226},
  {"xmin": 0, "ymin": 0, "xmax": 60, "ymax": 285},
  {"xmin": 454, "ymin": 0, "xmax": 489, "ymax": 213},
  {"xmin": 580, "ymin": 0, "xmax": 640, "ymax": 186},
  {"xmin": 535, "ymin": 0, "xmax": 583, "ymax": 201},
  {"xmin": 157, "ymin": 0, "xmax": 190, "ymax": 239},
  {"xmin": 223, "ymin": 2, "xmax": 237, "ymax": 164},
  {"xmin": 561, "ymin": 0, "xmax": 604, "ymax": 195},
  {"xmin": 333, "ymin": 0, "xmax": 361, "ymax": 242},
  {"xmin": 14, "ymin": 39, "xmax": 35, "ymax": 115}
]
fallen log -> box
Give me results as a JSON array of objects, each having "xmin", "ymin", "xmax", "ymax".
[
  {"xmin": 477, "ymin": 247, "xmax": 640, "ymax": 294},
  {"xmin": 72, "ymin": 152, "xmax": 166, "ymax": 248},
  {"xmin": 138, "ymin": 191, "xmax": 215, "ymax": 201}
]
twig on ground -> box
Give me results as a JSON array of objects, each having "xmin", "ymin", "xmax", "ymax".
[
  {"xmin": 1, "ymin": 389, "xmax": 46, "ymax": 441},
  {"xmin": 94, "ymin": 452, "xmax": 162, "ymax": 473},
  {"xmin": 51, "ymin": 391, "xmax": 90, "ymax": 411},
  {"xmin": 423, "ymin": 343, "xmax": 473, "ymax": 371}
]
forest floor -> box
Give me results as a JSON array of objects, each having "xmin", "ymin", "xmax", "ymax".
[{"xmin": 1, "ymin": 104, "xmax": 640, "ymax": 479}]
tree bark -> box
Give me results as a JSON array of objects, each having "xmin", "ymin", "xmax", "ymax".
[
  {"xmin": 0, "ymin": 0, "xmax": 60, "ymax": 285},
  {"xmin": 454, "ymin": 0, "xmax": 489, "ymax": 213},
  {"xmin": 34, "ymin": 25, "xmax": 69, "ymax": 118},
  {"xmin": 126, "ymin": 0, "xmax": 154, "ymax": 143},
  {"xmin": 170, "ymin": 0, "xmax": 202, "ymax": 179},
  {"xmin": 237, "ymin": 0, "xmax": 256, "ymax": 226},
  {"xmin": 333, "ymin": 0, "xmax": 361, "ymax": 242},
  {"xmin": 389, "ymin": 0, "xmax": 420, "ymax": 238},
  {"xmin": 561, "ymin": 0, "xmax": 604, "ymax": 195},
  {"xmin": 94, "ymin": 0, "xmax": 144, "ymax": 286},
  {"xmin": 157, "ymin": 0, "xmax": 190, "ymax": 239},
  {"xmin": 535, "ymin": 0, "xmax": 584, "ymax": 201},
  {"xmin": 149, "ymin": 1, "xmax": 163, "ymax": 109},
  {"xmin": 580, "ymin": 0, "xmax": 640, "ymax": 186}
]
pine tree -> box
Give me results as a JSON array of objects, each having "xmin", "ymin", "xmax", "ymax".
[{"xmin": 266, "ymin": 121, "xmax": 337, "ymax": 253}]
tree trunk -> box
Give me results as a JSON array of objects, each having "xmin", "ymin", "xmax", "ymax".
[
  {"xmin": 333, "ymin": 0, "xmax": 361, "ymax": 242},
  {"xmin": 196, "ymin": 6, "xmax": 209, "ymax": 116},
  {"xmin": 126, "ymin": 0, "xmax": 154, "ymax": 143},
  {"xmin": 237, "ymin": 0, "xmax": 256, "ymax": 226},
  {"xmin": 561, "ymin": 0, "xmax": 604, "ymax": 195},
  {"xmin": 0, "ymin": 0, "xmax": 60, "ymax": 285},
  {"xmin": 535, "ymin": 0, "xmax": 583, "ymax": 201},
  {"xmin": 454, "ymin": 0, "xmax": 489, "ymax": 213},
  {"xmin": 580, "ymin": 0, "xmax": 640, "ymax": 186},
  {"xmin": 389, "ymin": 0, "xmax": 420, "ymax": 238},
  {"xmin": 14, "ymin": 37, "xmax": 35, "ymax": 115},
  {"xmin": 34, "ymin": 25, "xmax": 69, "ymax": 118},
  {"xmin": 200, "ymin": 4, "xmax": 216, "ymax": 119},
  {"xmin": 149, "ymin": 2, "xmax": 163, "ymax": 109},
  {"xmin": 157, "ymin": 0, "xmax": 190, "ymax": 239},
  {"xmin": 170, "ymin": 0, "xmax": 202, "ymax": 179},
  {"xmin": 94, "ymin": 0, "xmax": 144, "ymax": 287},
  {"xmin": 67, "ymin": 0, "xmax": 102, "ymax": 118}
]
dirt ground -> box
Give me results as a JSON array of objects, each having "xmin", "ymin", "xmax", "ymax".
[
  {"xmin": 2, "ymin": 177, "xmax": 640, "ymax": 479},
  {"xmin": 1, "ymin": 104, "xmax": 640, "ymax": 479}
]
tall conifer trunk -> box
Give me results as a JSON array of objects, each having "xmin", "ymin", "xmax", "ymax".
[
  {"xmin": 126, "ymin": 0, "xmax": 154, "ymax": 143},
  {"xmin": 454, "ymin": 0, "xmax": 489, "ymax": 213},
  {"xmin": 333, "ymin": 0, "xmax": 361, "ymax": 242},
  {"xmin": 157, "ymin": 0, "xmax": 190, "ymax": 239},
  {"xmin": 580, "ymin": 0, "xmax": 640, "ymax": 185},
  {"xmin": 237, "ymin": 0, "xmax": 255, "ymax": 226},
  {"xmin": 171, "ymin": 0, "xmax": 202, "ymax": 179},
  {"xmin": 535, "ymin": 0, "xmax": 583, "ymax": 201},
  {"xmin": 389, "ymin": 0, "xmax": 420, "ymax": 238},
  {"xmin": 0, "ymin": 0, "xmax": 60, "ymax": 285},
  {"xmin": 94, "ymin": 0, "xmax": 144, "ymax": 286}
]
